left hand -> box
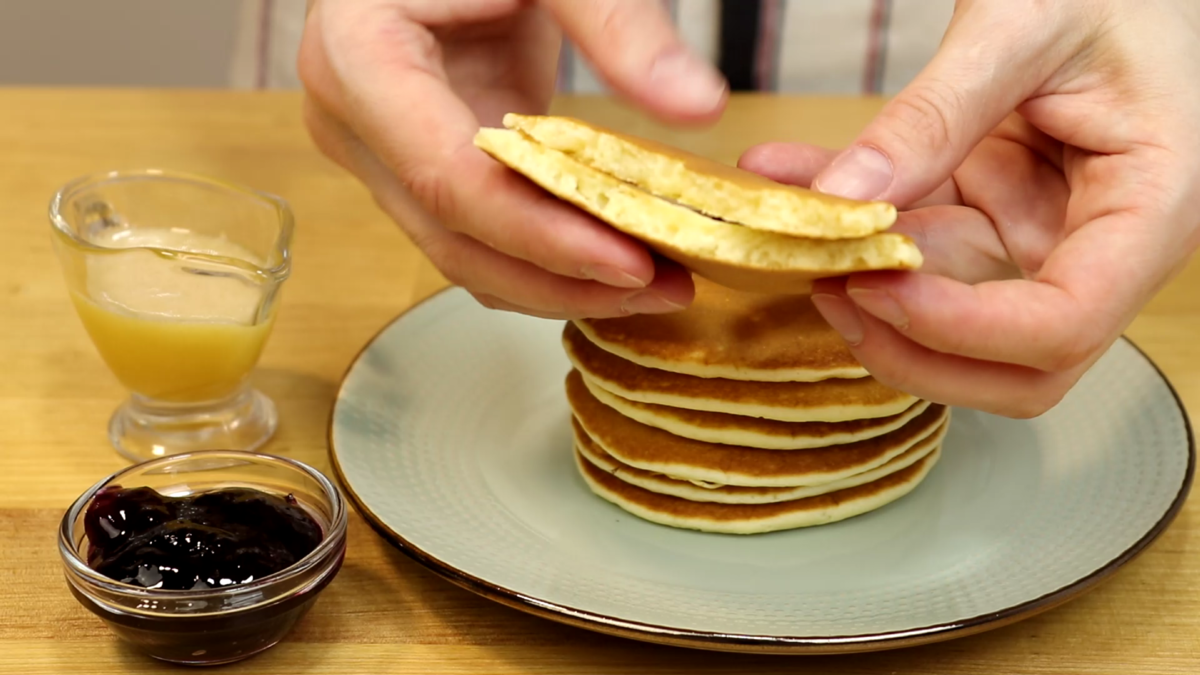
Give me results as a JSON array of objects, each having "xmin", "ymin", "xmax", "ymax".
[{"xmin": 740, "ymin": 0, "xmax": 1200, "ymax": 418}]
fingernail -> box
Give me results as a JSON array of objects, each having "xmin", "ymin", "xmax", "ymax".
[
  {"xmin": 649, "ymin": 50, "xmax": 727, "ymax": 113},
  {"xmin": 814, "ymin": 146, "xmax": 893, "ymax": 201},
  {"xmin": 810, "ymin": 293, "xmax": 864, "ymax": 346},
  {"xmin": 847, "ymin": 288, "xmax": 909, "ymax": 330},
  {"xmin": 621, "ymin": 291, "xmax": 686, "ymax": 315},
  {"xmin": 582, "ymin": 264, "xmax": 647, "ymax": 289}
]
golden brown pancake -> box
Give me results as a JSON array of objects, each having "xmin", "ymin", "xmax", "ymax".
[
  {"xmin": 573, "ymin": 417, "xmax": 943, "ymax": 504},
  {"xmin": 503, "ymin": 114, "xmax": 896, "ymax": 239},
  {"xmin": 574, "ymin": 276, "xmax": 868, "ymax": 382},
  {"xmin": 564, "ymin": 322, "xmax": 918, "ymax": 422},
  {"xmin": 575, "ymin": 446, "xmax": 941, "ymax": 534},
  {"xmin": 583, "ymin": 376, "xmax": 932, "ymax": 449},
  {"xmin": 566, "ymin": 368, "xmax": 949, "ymax": 487},
  {"xmin": 473, "ymin": 127, "xmax": 922, "ymax": 295}
]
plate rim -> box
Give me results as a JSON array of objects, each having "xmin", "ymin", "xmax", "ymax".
[{"xmin": 328, "ymin": 287, "xmax": 1196, "ymax": 655}]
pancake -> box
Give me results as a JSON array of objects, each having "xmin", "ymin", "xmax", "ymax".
[
  {"xmin": 573, "ymin": 418, "xmax": 943, "ymax": 504},
  {"xmin": 564, "ymin": 322, "xmax": 917, "ymax": 422},
  {"xmin": 575, "ymin": 446, "xmax": 941, "ymax": 534},
  {"xmin": 502, "ymin": 114, "xmax": 896, "ymax": 240},
  {"xmin": 574, "ymin": 276, "xmax": 868, "ymax": 382},
  {"xmin": 566, "ymin": 368, "xmax": 949, "ymax": 487},
  {"xmin": 583, "ymin": 376, "xmax": 932, "ymax": 449},
  {"xmin": 473, "ymin": 127, "xmax": 922, "ymax": 295}
]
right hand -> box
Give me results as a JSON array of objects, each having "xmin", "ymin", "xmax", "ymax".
[{"xmin": 298, "ymin": 0, "xmax": 728, "ymax": 319}]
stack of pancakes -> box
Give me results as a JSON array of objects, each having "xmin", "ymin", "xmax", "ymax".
[{"xmin": 563, "ymin": 279, "xmax": 949, "ymax": 535}]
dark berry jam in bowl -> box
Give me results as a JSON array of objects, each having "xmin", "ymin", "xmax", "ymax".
[{"xmin": 58, "ymin": 451, "xmax": 347, "ymax": 666}]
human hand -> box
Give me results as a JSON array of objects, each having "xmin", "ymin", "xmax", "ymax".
[
  {"xmin": 740, "ymin": 0, "xmax": 1200, "ymax": 417},
  {"xmin": 298, "ymin": 0, "xmax": 728, "ymax": 318}
]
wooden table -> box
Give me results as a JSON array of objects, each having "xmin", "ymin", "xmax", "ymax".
[{"xmin": 1, "ymin": 89, "xmax": 1197, "ymax": 674}]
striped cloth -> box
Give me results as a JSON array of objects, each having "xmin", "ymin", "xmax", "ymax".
[{"xmin": 231, "ymin": 0, "xmax": 954, "ymax": 95}]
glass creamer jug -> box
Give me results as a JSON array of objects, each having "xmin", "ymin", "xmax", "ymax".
[{"xmin": 50, "ymin": 169, "xmax": 293, "ymax": 461}]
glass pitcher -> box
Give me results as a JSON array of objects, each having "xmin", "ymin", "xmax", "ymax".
[{"xmin": 49, "ymin": 169, "xmax": 293, "ymax": 462}]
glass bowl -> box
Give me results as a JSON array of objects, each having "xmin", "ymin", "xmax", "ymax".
[{"xmin": 58, "ymin": 451, "xmax": 347, "ymax": 666}]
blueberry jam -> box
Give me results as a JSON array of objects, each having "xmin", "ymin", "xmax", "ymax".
[{"xmin": 84, "ymin": 486, "xmax": 323, "ymax": 590}]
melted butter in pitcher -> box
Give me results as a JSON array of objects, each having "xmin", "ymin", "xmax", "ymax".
[{"xmin": 72, "ymin": 228, "xmax": 277, "ymax": 403}]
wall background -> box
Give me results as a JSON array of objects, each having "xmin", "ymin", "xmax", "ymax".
[{"xmin": 0, "ymin": 0, "xmax": 245, "ymax": 87}]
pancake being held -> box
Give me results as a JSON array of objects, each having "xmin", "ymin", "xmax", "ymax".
[
  {"xmin": 502, "ymin": 114, "xmax": 896, "ymax": 239},
  {"xmin": 473, "ymin": 123, "xmax": 921, "ymax": 295}
]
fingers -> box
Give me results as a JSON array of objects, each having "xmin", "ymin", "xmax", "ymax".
[
  {"xmin": 953, "ymin": 136, "xmax": 1069, "ymax": 275},
  {"xmin": 428, "ymin": 144, "xmax": 659, "ymax": 286},
  {"xmin": 812, "ymin": 1, "xmax": 1074, "ymax": 206},
  {"xmin": 301, "ymin": 1, "xmax": 487, "ymax": 172},
  {"xmin": 739, "ymin": 141, "xmax": 962, "ymax": 209},
  {"xmin": 302, "ymin": 96, "xmax": 695, "ymax": 318},
  {"xmin": 540, "ymin": 0, "xmax": 727, "ymax": 123},
  {"xmin": 888, "ymin": 207, "xmax": 1021, "ymax": 283},
  {"xmin": 829, "ymin": 272, "xmax": 1109, "ymax": 374},
  {"xmin": 471, "ymin": 294, "xmax": 576, "ymax": 321},
  {"xmin": 300, "ymin": 1, "xmax": 663, "ymax": 289},
  {"xmin": 423, "ymin": 231, "xmax": 694, "ymax": 318},
  {"xmin": 737, "ymin": 143, "xmax": 839, "ymax": 186},
  {"xmin": 807, "ymin": 144, "xmax": 1186, "ymax": 417},
  {"xmin": 809, "ymin": 284, "xmax": 1075, "ymax": 418},
  {"xmin": 472, "ymin": 259, "xmax": 696, "ymax": 320},
  {"xmin": 737, "ymin": 142, "xmax": 1010, "ymax": 284}
]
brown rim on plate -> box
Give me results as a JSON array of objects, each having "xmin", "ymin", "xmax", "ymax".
[{"xmin": 326, "ymin": 286, "xmax": 1196, "ymax": 655}]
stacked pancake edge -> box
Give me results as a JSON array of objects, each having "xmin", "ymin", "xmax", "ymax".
[{"xmin": 562, "ymin": 278, "xmax": 949, "ymax": 535}]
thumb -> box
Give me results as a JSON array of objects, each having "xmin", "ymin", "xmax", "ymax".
[
  {"xmin": 540, "ymin": 0, "xmax": 727, "ymax": 123},
  {"xmin": 813, "ymin": 2, "xmax": 1068, "ymax": 206}
]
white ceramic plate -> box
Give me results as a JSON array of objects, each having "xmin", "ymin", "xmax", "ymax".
[{"xmin": 329, "ymin": 288, "xmax": 1194, "ymax": 654}]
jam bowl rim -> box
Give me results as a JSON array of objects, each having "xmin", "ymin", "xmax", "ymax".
[{"xmin": 58, "ymin": 449, "xmax": 348, "ymax": 608}]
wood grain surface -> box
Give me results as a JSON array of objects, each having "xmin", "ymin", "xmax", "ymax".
[{"xmin": 0, "ymin": 90, "xmax": 1196, "ymax": 674}]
